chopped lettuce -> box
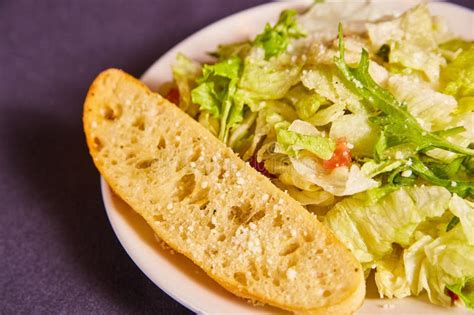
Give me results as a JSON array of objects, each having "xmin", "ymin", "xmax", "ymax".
[
  {"xmin": 387, "ymin": 75, "xmax": 457, "ymax": 131},
  {"xmin": 335, "ymin": 25, "xmax": 474, "ymax": 158},
  {"xmin": 238, "ymin": 48, "xmax": 303, "ymax": 101},
  {"xmin": 325, "ymin": 186, "xmax": 450, "ymax": 259},
  {"xmin": 291, "ymin": 154, "xmax": 378, "ymax": 196},
  {"xmin": 275, "ymin": 120, "xmax": 335, "ymax": 159},
  {"xmin": 449, "ymin": 195, "xmax": 474, "ymax": 244},
  {"xmin": 366, "ymin": 5, "xmax": 449, "ymax": 82},
  {"xmin": 191, "ymin": 56, "xmax": 243, "ymax": 143},
  {"xmin": 172, "ymin": 53, "xmax": 202, "ymax": 116},
  {"xmin": 254, "ymin": 9, "xmax": 306, "ymax": 60},
  {"xmin": 329, "ymin": 113, "xmax": 379, "ymax": 157},
  {"xmin": 441, "ymin": 43, "xmax": 474, "ymax": 98},
  {"xmin": 374, "ymin": 254, "xmax": 411, "ymax": 299}
]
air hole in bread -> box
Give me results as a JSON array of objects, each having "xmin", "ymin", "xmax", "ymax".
[
  {"xmin": 304, "ymin": 231, "xmax": 315, "ymax": 242},
  {"xmin": 323, "ymin": 290, "xmax": 332, "ymax": 297},
  {"xmin": 101, "ymin": 104, "xmax": 121, "ymax": 120},
  {"xmin": 157, "ymin": 136, "xmax": 166, "ymax": 149},
  {"xmin": 153, "ymin": 214, "xmax": 164, "ymax": 222},
  {"xmin": 279, "ymin": 243, "xmax": 300, "ymax": 256},
  {"xmin": 272, "ymin": 213, "xmax": 283, "ymax": 227},
  {"xmin": 273, "ymin": 278, "xmax": 280, "ymax": 287},
  {"xmin": 316, "ymin": 248, "xmax": 324, "ymax": 255},
  {"xmin": 207, "ymin": 220, "xmax": 216, "ymax": 229},
  {"xmin": 189, "ymin": 147, "xmax": 202, "ymax": 162},
  {"xmin": 131, "ymin": 136, "xmax": 138, "ymax": 144},
  {"xmin": 228, "ymin": 202, "xmax": 252, "ymax": 225},
  {"xmin": 222, "ymin": 258, "xmax": 230, "ymax": 268},
  {"xmin": 205, "ymin": 247, "xmax": 218, "ymax": 257},
  {"xmin": 261, "ymin": 264, "xmax": 269, "ymax": 277},
  {"xmin": 217, "ymin": 168, "xmax": 225, "ymax": 180},
  {"xmin": 249, "ymin": 260, "xmax": 260, "ymax": 281},
  {"xmin": 93, "ymin": 137, "xmax": 103, "ymax": 151},
  {"xmin": 132, "ymin": 116, "xmax": 145, "ymax": 131},
  {"xmin": 234, "ymin": 272, "xmax": 247, "ymax": 286},
  {"xmin": 198, "ymin": 200, "xmax": 209, "ymax": 211},
  {"xmin": 247, "ymin": 210, "xmax": 265, "ymax": 224},
  {"xmin": 135, "ymin": 159, "xmax": 155, "ymax": 169},
  {"xmin": 126, "ymin": 152, "xmax": 136, "ymax": 160},
  {"xmin": 175, "ymin": 173, "xmax": 196, "ymax": 201},
  {"xmin": 288, "ymin": 256, "xmax": 297, "ymax": 268},
  {"xmin": 111, "ymin": 160, "xmax": 117, "ymax": 165},
  {"xmin": 217, "ymin": 234, "xmax": 226, "ymax": 242}
]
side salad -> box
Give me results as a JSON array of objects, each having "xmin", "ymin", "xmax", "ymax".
[{"xmin": 165, "ymin": 3, "xmax": 474, "ymax": 309}]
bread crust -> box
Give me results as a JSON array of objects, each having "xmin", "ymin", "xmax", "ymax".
[{"xmin": 83, "ymin": 68, "xmax": 365, "ymax": 314}]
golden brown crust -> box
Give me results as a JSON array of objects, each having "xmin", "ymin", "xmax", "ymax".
[{"xmin": 83, "ymin": 69, "xmax": 365, "ymax": 314}]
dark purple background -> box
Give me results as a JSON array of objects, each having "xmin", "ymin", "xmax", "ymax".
[{"xmin": 0, "ymin": 1, "xmax": 472, "ymax": 313}]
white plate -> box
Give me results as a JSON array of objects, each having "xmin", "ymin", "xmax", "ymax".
[{"xmin": 102, "ymin": 1, "xmax": 474, "ymax": 314}]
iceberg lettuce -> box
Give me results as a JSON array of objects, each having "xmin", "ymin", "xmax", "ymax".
[
  {"xmin": 366, "ymin": 5, "xmax": 449, "ymax": 83},
  {"xmin": 324, "ymin": 186, "xmax": 451, "ymax": 260},
  {"xmin": 291, "ymin": 154, "xmax": 378, "ymax": 196},
  {"xmin": 329, "ymin": 113, "xmax": 379, "ymax": 157},
  {"xmin": 275, "ymin": 120, "xmax": 335, "ymax": 159}
]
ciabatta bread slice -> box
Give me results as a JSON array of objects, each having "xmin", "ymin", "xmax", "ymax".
[{"xmin": 83, "ymin": 69, "xmax": 365, "ymax": 314}]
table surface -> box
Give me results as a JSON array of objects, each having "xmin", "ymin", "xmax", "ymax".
[{"xmin": 0, "ymin": 1, "xmax": 472, "ymax": 314}]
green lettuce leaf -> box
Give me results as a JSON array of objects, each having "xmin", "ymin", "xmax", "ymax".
[
  {"xmin": 441, "ymin": 44, "xmax": 474, "ymax": 98},
  {"xmin": 449, "ymin": 194, "xmax": 474, "ymax": 245},
  {"xmin": 366, "ymin": 5, "xmax": 449, "ymax": 83},
  {"xmin": 254, "ymin": 9, "xmax": 306, "ymax": 60},
  {"xmin": 387, "ymin": 74, "xmax": 457, "ymax": 131},
  {"xmin": 409, "ymin": 158, "xmax": 474, "ymax": 198},
  {"xmin": 324, "ymin": 186, "xmax": 451, "ymax": 261},
  {"xmin": 335, "ymin": 24, "xmax": 474, "ymax": 158},
  {"xmin": 171, "ymin": 53, "xmax": 202, "ymax": 115},
  {"xmin": 238, "ymin": 48, "xmax": 302, "ymax": 101},
  {"xmin": 276, "ymin": 120, "xmax": 335, "ymax": 159},
  {"xmin": 291, "ymin": 155, "xmax": 379, "ymax": 197},
  {"xmin": 191, "ymin": 56, "xmax": 242, "ymax": 143},
  {"xmin": 374, "ymin": 253, "xmax": 411, "ymax": 299},
  {"xmin": 447, "ymin": 278, "xmax": 474, "ymax": 309},
  {"xmin": 329, "ymin": 113, "xmax": 380, "ymax": 157},
  {"xmin": 285, "ymin": 84, "xmax": 328, "ymax": 120}
]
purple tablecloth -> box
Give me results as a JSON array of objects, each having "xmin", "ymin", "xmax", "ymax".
[{"xmin": 0, "ymin": 1, "xmax": 472, "ymax": 313}]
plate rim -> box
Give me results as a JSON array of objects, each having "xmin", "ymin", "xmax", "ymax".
[{"xmin": 101, "ymin": 1, "xmax": 474, "ymax": 314}]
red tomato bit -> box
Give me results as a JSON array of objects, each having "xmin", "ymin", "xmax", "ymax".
[
  {"xmin": 165, "ymin": 87, "xmax": 180, "ymax": 105},
  {"xmin": 322, "ymin": 137, "xmax": 352, "ymax": 169},
  {"xmin": 447, "ymin": 289, "xmax": 459, "ymax": 302}
]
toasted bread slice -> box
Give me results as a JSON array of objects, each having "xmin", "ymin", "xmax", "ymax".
[{"xmin": 83, "ymin": 69, "xmax": 365, "ymax": 314}]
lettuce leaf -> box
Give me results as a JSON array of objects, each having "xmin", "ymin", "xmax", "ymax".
[
  {"xmin": 254, "ymin": 9, "xmax": 306, "ymax": 60},
  {"xmin": 172, "ymin": 53, "xmax": 202, "ymax": 115},
  {"xmin": 191, "ymin": 56, "xmax": 242, "ymax": 143},
  {"xmin": 291, "ymin": 154, "xmax": 378, "ymax": 197},
  {"xmin": 375, "ymin": 254, "xmax": 411, "ymax": 299},
  {"xmin": 387, "ymin": 75, "xmax": 457, "ymax": 131},
  {"xmin": 441, "ymin": 43, "xmax": 474, "ymax": 98},
  {"xmin": 276, "ymin": 120, "xmax": 335, "ymax": 160},
  {"xmin": 366, "ymin": 5, "xmax": 449, "ymax": 83},
  {"xmin": 324, "ymin": 186, "xmax": 451, "ymax": 260},
  {"xmin": 238, "ymin": 48, "xmax": 302, "ymax": 101},
  {"xmin": 409, "ymin": 158, "xmax": 474, "ymax": 198},
  {"xmin": 449, "ymin": 194, "xmax": 474, "ymax": 245},
  {"xmin": 335, "ymin": 25, "xmax": 474, "ymax": 158},
  {"xmin": 329, "ymin": 113, "xmax": 379, "ymax": 157}
]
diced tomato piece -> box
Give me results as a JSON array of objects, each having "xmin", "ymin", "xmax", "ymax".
[
  {"xmin": 165, "ymin": 88, "xmax": 180, "ymax": 105},
  {"xmin": 248, "ymin": 155, "xmax": 276, "ymax": 179},
  {"xmin": 447, "ymin": 289, "xmax": 459, "ymax": 302},
  {"xmin": 322, "ymin": 137, "xmax": 352, "ymax": 169}
]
